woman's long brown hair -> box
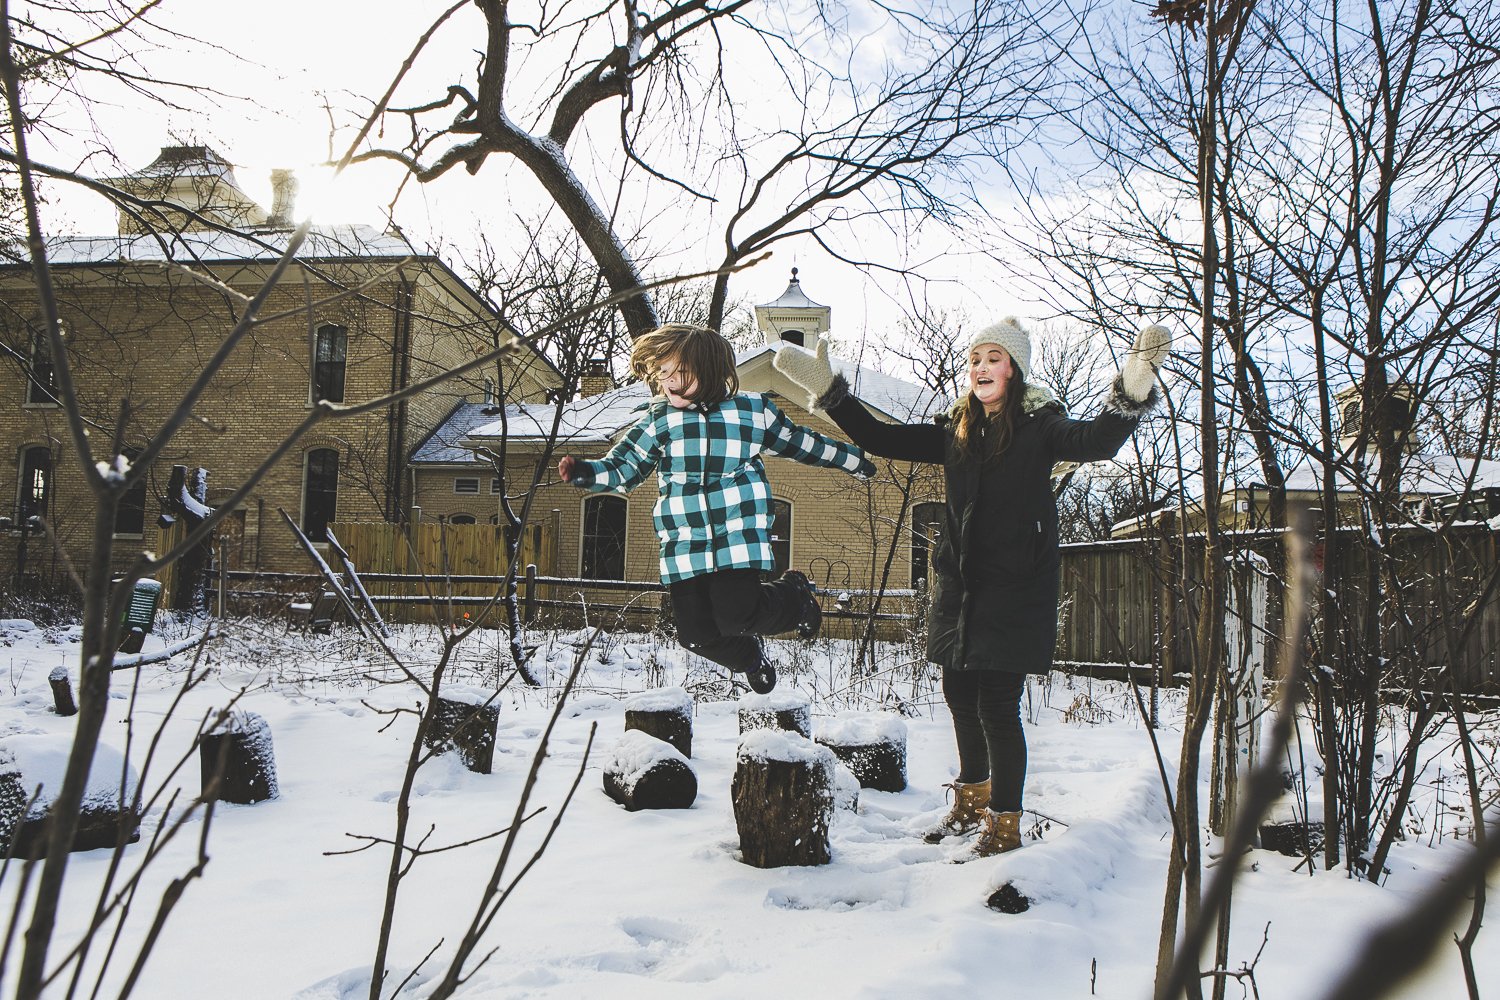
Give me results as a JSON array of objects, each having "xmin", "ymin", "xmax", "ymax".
[{"xmin": 952, "ymin": 365, "xmax": 1025, "ymax": 462}]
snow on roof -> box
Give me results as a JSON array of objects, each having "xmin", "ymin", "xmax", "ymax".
[
  {"xmin": 34, "ymin": 224, "xmax": 416, "ymax": 266},
  {"xmin": 1281, "ymin": 451, "xmax": 1500, "ymax": 496},
  {"xmin": 455, "ymin": 346, "xmax": 943, "ymax": 458}
]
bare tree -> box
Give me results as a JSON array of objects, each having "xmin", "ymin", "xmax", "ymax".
[{"xmin": 344, "ymin": 1, "xmax": 1059, "ymax": 337}]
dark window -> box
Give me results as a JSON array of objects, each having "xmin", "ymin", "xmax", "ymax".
[
  {"xmin": 313, "ymin": 324, "xmax": 347, "ymax": 403},
  {"xmin": 453, "ymin": 477, "xmax": 480, "ymax": 494},
  {"xmin": 769, "ymin": 498, "xmax": 792, "ymax": 576},
  {"xmin": 450, "ymin": 513, "xmax": 477, "ymax": 525},
  {"xmin": 581, "ymin": 494, "xmax": 626, "ymax": 580},
  {"xmin": 911, "ymin": 502, "xmax": 945, "ymax": 588},
  {"xmin": 17, "ymin": 446, "xmax": 50, "ymax": 522},
  {"xmin": 113, "ymin": 449, "xmax": 147, "ymax": 535},
  {"xmin": 26, "ymin": 326, "xmax": 56, "ymax": 405},
  {"xmin": 1341, "ymin": 400, "xmax": 1361, "ymax": 434},
  {"xmin": 302, "ymin": 448, "xmax": 339, "ymax": 542}
]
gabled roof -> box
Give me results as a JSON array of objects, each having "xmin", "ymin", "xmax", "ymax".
[
  {"xmin": 30, "ymin": 224, "xmax": 415, "ymax": 266},
  {"xmin": 6, "ymin": 225, "xmax": 564, "ymax": 387},
  {"xmin": 1280, "ymin": 451, "xmax": 1500, "ymax": 496},
  {"xmin": 453, "ymin": 345, "xmax": 946, "ymax": 457}
]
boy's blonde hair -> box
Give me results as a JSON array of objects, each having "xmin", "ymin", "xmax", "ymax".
[{"xmin": 630, "ymin": 324, "xmax": 739, "ymax": 405}]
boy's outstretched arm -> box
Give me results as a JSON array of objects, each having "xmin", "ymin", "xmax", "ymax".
[
  {"xmin": 561, "ymin": 420, "xmax": 660, "ymax": 492},
  {"xmin": 763, "ymin": 399, "xmax": 877, "ymax": 479}
]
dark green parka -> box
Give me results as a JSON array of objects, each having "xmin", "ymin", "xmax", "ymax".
[{"xmin": 820, "ymin": 375, "xmax": 1154, "ymax": 674}]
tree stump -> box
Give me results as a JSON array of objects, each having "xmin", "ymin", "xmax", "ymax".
[
  {"xmin": 1259, "ymin": 820, "xmax": 1324, "ymax": 858},
  {"xmin": 424, "ymin": 691, "xmax": 500, "ymax": 774},
  {"xmin": 48, "ymin": 665, "xmax": 77, "ymax": 717},
  {"xmin": 830, "ymin": 759, "xmax": 860, "ymax": 813},
  {"xmin": 200, "ymin": 710, "xmax": 279, "ymax": 804},
  {"xmin": 732, "ymin": 730, "xmax": 834, "ymax": 868},
  {"xmin": 737, "ymin": 691, "xmax": 812, "ymax": 740},
  {"xmin": 602, "ymin": 731, "xmax": 698, "ymax": 811},
  {"xmin": 0, "ymin": 735, "xmax": 140, "ymax": 858},
  {"xmin": 986, "ymin": 882, "xmax": 1032, "ymax": 914},
  {"xmin": 815, "ymin": 712, "xmax": 908, "ymax": 792},
  {"xmin": 624, "ymin": 686, "xmax": 693, "ymax": 758}
]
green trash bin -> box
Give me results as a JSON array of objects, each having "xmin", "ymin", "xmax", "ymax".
[{"xmin": 117, "ymin": 578, "xmax": 162, "ymax": 654}]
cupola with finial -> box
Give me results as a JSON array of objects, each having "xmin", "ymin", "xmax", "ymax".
[{"xmin": 753, "ymin": 268, "xmax": 830, "ymax": 348}]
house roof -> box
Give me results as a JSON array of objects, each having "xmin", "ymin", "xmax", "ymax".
[
  {"xmin": 7, "ymin": 225, "xmax": 564, "ymax": 388},
  {"xmin": 31, "ymin": 224, "xmax": 417, "ymax": 266},
  {"xmin": 1280, "ymin": 451, "xmax": 1500, "ymax": 496},
  {"xmin": 451, "ymin": 344, "xmax": 946, "ymax": 458}
]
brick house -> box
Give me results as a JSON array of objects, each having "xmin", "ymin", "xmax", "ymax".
[
  {"xmin": 412, "ymin": 309, "xmax": 949, "ymax": 596},
  {"xmin": 0, "ymin": 145, "xmax": 558, "ymax": 582}
]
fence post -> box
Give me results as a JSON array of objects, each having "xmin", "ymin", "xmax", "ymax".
[
  {"xmin": 217, "ymin": 538, "xmax": 228, "ymax": 618},
  {"xmin": 523, "ymin": 563, "xmax": 537, "ymax": 624}
]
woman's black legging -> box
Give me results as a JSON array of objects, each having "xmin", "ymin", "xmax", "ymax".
[{"xmin": 943, "ymin": 666, "xmax": 1027, "ymax": 812}]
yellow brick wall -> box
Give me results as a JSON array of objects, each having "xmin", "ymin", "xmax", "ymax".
[
  {"xmin": 406, "ymin": 392, "xmax": 945, "ymax": 593},
  {"xmin": 0, "ymin": 259, "xmax": 556, "ymax": 583}
]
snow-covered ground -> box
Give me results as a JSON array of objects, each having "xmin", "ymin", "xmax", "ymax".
[{"xmin": 0, "ymin": 614, "xmax": 1493, "ymax": 999}]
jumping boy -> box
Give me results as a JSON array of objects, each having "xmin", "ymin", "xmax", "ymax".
[{"xmin": 558, "ymin": 324, "xmax": 875, "ymax": 693}]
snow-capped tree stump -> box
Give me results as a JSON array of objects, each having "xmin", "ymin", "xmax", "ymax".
[
  {"xmin": 737, "ymin": 691, "xmax": 812, "ymax": 740},
  {"xmin": 732, "ymin": 730, "xmax": 835, "ymax": 868},
  {"xmin": 199, "ymin": 710, "xmax": 279, "ymax": 804},
  {"xmin": 830, "ymin": 759, "xmax": 860, "ymax": 813},
  {"xmin": 624, "ymin": 686, "xmax": 693, "ymax": 758},
  {"xmin": 815, "ymin": 712, "xmax": 908, "ymax": 792},
  {"xmin": 48, "ymin": 666, "xmax": 77, "ymax": 717},
  {"xmin": 0, "ymin": 735, "xmax": 140, "ymax": 858},
  {"xmin": 602, "ymin": 731, "xmax": 698, "ymax": 811},
  {"xmin": 423, "ymin": 691, "xmax": 500, "ymax": 774}
]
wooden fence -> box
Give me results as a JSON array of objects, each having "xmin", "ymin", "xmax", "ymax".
[
  {"xmin": 1055, "ymin": 523, "xmax": 1500, "ymax": 695},
  {"xmin": 210, "ymin": 516, "xmax": 1500, "ymax": 693}
]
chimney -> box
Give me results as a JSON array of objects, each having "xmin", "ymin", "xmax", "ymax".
[
  {"xmin": 579, "ymin": 358, "xmax": 613, "ymax": 398},
  {"xmin": 268, "ymin": 168, "xmax": 298, "ymax": 226}
]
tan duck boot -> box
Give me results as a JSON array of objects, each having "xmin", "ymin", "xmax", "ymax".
[
  {"xmin": 923, "ymin": 779, "xmax": 991, "ymax": 843},
  {"xmin": 971, "ymin": 808, "xmax": 1023, "ymax": 858}
]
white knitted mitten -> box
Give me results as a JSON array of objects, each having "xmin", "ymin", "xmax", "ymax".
[
  {"xmin": 772, "ymin": 336, "xmax": 836, "ymax": 408},
  {"xmin": 1121, "ymin": 323, "xmax": 1171, "ymax": 402}
]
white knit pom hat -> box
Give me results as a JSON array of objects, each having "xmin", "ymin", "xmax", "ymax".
[{"xmin": 969, "ymin": 317, "xmax": 1031, "ymax": 380}]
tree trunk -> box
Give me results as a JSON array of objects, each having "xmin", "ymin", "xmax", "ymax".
[
  {"xmin": 200, "ymin": 711, "xmax": 279, "ymax": 804},
  {"xmin": 732, "ymin": 735, "xmax": 834, "ymax": 868},
  {"xmin": 423, "ymin": 695, "xmax": 500, "ymax": 775},
  {"xmin": 625, "ymin": 687, "xmax": 694, "ymax": 758},
  {"xmin": 602, "ymin": 732, "xmax": 697, "ymax": 811}
]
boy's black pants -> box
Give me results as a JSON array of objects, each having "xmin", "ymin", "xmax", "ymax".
[{"xmin": 669, "ymin": 568, "xmax": 802, "ymax": 672}]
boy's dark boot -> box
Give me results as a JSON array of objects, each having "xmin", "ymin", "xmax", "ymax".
[
  {"xmin": 923, "ymin": 779, "xmax": 991, "ymax": 843},
  {"xmin": 744, "ymin": 647, "xmax": 777, "ymax": 694},
  {"xmin": 780, "ymin": 570, "xmax": 822, "ymax": 639}
]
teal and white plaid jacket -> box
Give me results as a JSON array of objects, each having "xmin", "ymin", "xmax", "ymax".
[{"xmin": 571, "ymin": 393, "xmax": 876, "ymax": 583}]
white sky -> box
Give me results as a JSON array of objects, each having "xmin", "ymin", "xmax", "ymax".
[{"xmin": 26, "ymin": 0, "xmax": 1038, "ymax": 353}]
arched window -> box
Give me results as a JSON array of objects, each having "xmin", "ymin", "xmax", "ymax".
[
  {"xmin": 312, "ymin": 324, "xmax": 347, "ymax": 403},
  {"xmin": 26, "ymin": 325, "xmax": 56, "ymax": 405},
  {"xmin": 769, "ymin": 498, "xmax": 792, "ymax": 576},
  {"xmin": 17, "ymin": 446, "xmax": 50, "ymax": 522},
  {"xmin": 302, "ymin": 448, "xmax": 339, "ymax": 542},
  {"xmin": 449, "ymin": 513, "xmax": 477, "ymax": 525},
  {"xmin": 581, "ymin": 494, "xmax": 626, "ymax": 580},
  {"xmin": 910, "ymin": 502, "xmax": 945, "ymax": 588},
  {"xmin": 113, "ymin": 448, "xmax": 148, "ymax": 536}
]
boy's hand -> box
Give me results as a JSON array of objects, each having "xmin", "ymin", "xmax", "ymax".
[{"xmin": 558, "ymin": 456, "xmax": 577, "ymax": 482}]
